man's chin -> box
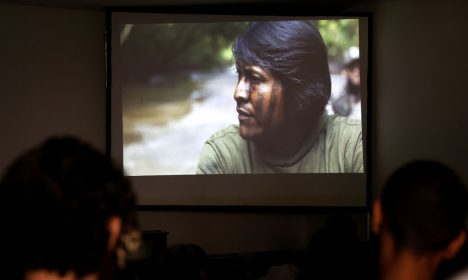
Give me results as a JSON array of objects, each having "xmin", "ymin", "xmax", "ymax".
[
  {"xmin": 239, "ymin": 133, "xmax": 250, "ymax": 140},
  {"xmin": 239, "ymin": 128, "xmax": 250, "ymax": 140},
  {"xmin": 239, "ymin": 126, "xmax": 262, "ymax": 141}
]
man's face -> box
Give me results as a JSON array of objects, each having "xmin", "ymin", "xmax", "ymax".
[{"xmin": 234, "ymin": 64, "xmax": 286, "ymax": 140}]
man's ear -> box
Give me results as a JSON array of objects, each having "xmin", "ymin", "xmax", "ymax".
[
  {"xmin": 372, "ymin": 200, "xmax": 383, "ymax": 234},
  {"xmin": 107, "ymin": 216, "xmax": 122, "ymax": 251},
  {"xmin": 442, "ymin": 230, "xmax": 466, "ymax": 260}
]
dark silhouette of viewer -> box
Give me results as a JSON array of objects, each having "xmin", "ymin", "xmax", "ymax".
[
  {"xmin": 436, "ymin": 239, "xmax": 468, "ymax": 280},
  {"xmin": 372, "ymin": 160, "xmax": 467, "ymax": 280},
  {"xmin": 158, "ymin": 244, "xmax": 209, "ymax": 280},
  {"xmin": 297, "ymin": 215, "xmax": 362, "ymax": 280},
  {"xmin": 259, "ymin": 215, "xmax": 364, "ymax": 280},
  {"xmin": 0, "ymin": 137, "xmax": 139, "ymax": 280}
]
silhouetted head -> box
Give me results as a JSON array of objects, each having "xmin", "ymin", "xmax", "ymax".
[
  {"xmin": 0, "ymin": 137, "xmax": 138, "ymax": 280},
  {"xmin": 380, "ymin": 160, "xmax": 467, "ymax": 254},
  {"xmin": 372, "ymin": 160, "xmax": 467, "ymax": 280}
]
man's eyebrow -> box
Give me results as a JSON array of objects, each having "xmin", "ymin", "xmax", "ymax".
[{"xmin": 245, "ymin": 66, "xmax": 266, "ymax": 78}]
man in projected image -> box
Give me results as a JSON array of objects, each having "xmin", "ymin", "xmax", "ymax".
[{"xmin": 196, "ymin": 20, "xmax": 363, "ymax": 174}]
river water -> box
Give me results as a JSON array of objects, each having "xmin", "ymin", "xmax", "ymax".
[{"xmin": 123, "ymin": 68, "xmax": 239, "ymax": 175}]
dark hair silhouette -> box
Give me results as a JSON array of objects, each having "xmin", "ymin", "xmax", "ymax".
[
  {"xmin": 159, "ymin": 244, "xmax": 209, "ymax": 280},
  {"xmin": 381, "ymin": 160, "xmax": 467, "ymax": 254},
  {"xmin": 297, "ymin": 215, "xmax": 361, "ymax": 280},
  {"xmin": 232, "ymin": 20, "xmax": 331, "ymax": 118},
  {"xmin": 0, "ymin": 137, "xmax": 137, "ymax": 279}
]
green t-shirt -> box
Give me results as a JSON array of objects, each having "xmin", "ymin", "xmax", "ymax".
[{"xmin": 196, "ymin": 114, "xmax": 363, "ymax": 174}]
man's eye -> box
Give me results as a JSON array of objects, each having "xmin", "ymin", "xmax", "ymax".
[{"xmin": 249, "ymin": 76, "xmax": 262, "ymax": 84}]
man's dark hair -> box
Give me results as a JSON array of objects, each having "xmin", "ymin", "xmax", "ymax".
[
  {"xmin": 381, "ymin": 160, "xmax": 467, "ymax": 254},
  {"xmin": 0, "ymin": 137, "xmax": 137, "ymax": 279},
  {"xmin": 232, "ymin": 20, "xmax": 331, "ymax": 118}
]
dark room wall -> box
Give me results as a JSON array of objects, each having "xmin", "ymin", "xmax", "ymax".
[
  {"xmin": 0, "ymin": 3, "xmax": 106, "ymax": 171},
  {"xmin": 1, "ymin": 0, "xmax": 468, "ymax": 254},
  {"xmin": 372, "ymin": 0, "xmax": 468, "ymax": 194}
]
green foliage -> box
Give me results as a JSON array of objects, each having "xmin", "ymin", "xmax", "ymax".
[
  {"xmin": 120, "ymin": 20, "xmax": 359, "ymax": 84},
  {"xmin": 121, "ymin": 22, "xmax": 248, "ymax": 84},
  {"xmin": 316, "ymin": 19, "xmax": 359, "ymax": 63}
]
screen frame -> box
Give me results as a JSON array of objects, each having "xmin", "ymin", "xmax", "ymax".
[{"xmin": 106, "ymin": 6, "xmax": 373, "ymax": 211}]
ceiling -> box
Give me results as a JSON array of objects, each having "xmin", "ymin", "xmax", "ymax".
[{"xmin": 0, "ymin": 0, "xmax": 373, "ymax": 11}]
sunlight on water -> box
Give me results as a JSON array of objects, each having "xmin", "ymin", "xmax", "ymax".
[{"xmin": 123, "ymin": 68, "xmax": 238, "ymax": 175}]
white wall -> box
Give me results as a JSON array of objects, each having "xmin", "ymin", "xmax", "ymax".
[{"xmin": 0, "ymin": 3, "xmax": 106, "ymax": 172}]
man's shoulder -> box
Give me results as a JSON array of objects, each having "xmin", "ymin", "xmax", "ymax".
[
  {"xmin": 325, "ymin": 114, "xmax": 362, "ymax": 136},
  {"xmin": 205, "ymin": 124, "xmax": 243, "ymax": 143},
  {"xmin": 197, "ymin": 124, "xmax": 250, "ymax": 174},
  {"xmin": 322, "ymin": 114, "xmax": 362, "ymax": 149},
  {"xmin": 326, "ymin": 114, "xmax": 361, "ymax": 127},
  {"xmin": 322, "ymin": 115, "xmax": 363, "ymax": 173}
]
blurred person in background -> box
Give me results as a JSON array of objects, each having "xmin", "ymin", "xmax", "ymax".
[
  {"xmin": 331, "ymin": 54, "xmax": 361, "ymax": 120},
  {"xmin": 0, "ymin": 137, "xmax": 140, "ymax": 280}
]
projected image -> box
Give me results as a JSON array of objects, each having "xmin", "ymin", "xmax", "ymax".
[{"xmin": 120, "ymin": 19, "xmax": 363, "ymax": 175}]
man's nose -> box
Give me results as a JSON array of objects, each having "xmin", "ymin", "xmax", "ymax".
[{"xmin": 234, "ymin": 78, "xmax": 250, "ymax": 102}]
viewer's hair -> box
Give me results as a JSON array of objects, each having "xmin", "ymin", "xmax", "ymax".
[
  {"xmin": 159, "ymin": 243, "xmax": 209, "ymax": 280},
  {"xmin": 232, "ymin": 20, "xmax": 331, "ymax": 118},
  {"xmin": 298, "ymin": 215, "xmax": 360, "ymax": 280},
  {"xmin": 381, "ymin": 160, "xmax": 467, "ymax": 254},
  {"xmin": 0, "ymin": 137, "xmax": 137, "ymax": 279}
]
